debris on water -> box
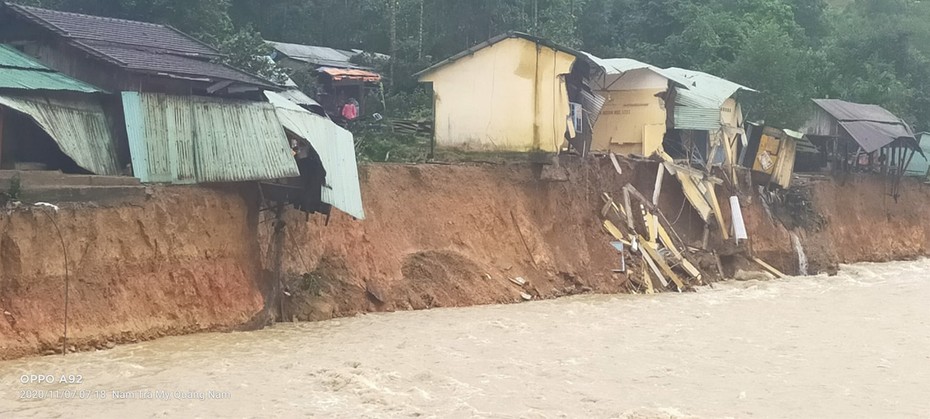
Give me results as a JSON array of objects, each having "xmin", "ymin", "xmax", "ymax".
[{"xmin": 34, "ymin": 202, "xmax": 60, "ymax": 212}]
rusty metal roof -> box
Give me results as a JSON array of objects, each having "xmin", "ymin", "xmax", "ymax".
[
  {"xmin": 3, "ymin": 3, "xmax": 275, "ymax": 89},
  {"xmin": 265, "ymin": 91, "xmax": 365, "ymax": 219},
  {"xmin": 0, "ymin": 44, "xmax": 103, "ymax": 92},
  {"xmin": 122, "ymin": 92, "xmax": 300, "ymax": 184}
]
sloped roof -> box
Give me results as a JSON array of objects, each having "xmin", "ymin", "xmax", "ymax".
[
  {"xmin": 812, "ymin": 99, "xmax": 917, "ymax": 153},
  {"xmin": 3, "ymin": 3, "xmax": 275, "ymax": 89},
  {"xmin": 0, "ymin": 44, "xmax": 102, "ymax": 92},
  {"xmin": 267, "ymin": 40, "xmax": 375, "ymax": 70},
  {"xmin": 415, "ymin": 31, "xmax": 595, "ymax": 78},
  {"xmin": 581, "ymin": 53, "xmax": 690, "ymax": 87},
  {"xmin": 665, "ymin": 67, "xmax": 756, "ymax": 107}
]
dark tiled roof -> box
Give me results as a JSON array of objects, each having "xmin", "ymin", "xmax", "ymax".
[{"xmin": 4, "ymin": 3, "xmax": 274, "ymax": 88}]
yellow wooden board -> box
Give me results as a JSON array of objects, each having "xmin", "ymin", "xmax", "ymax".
[{"xmin": 640, "ymin": 237, "xmax": 685, "ymax": 291}]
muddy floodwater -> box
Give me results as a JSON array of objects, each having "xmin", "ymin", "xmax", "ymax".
[{"xmin": 2, "ymin": 260, "xmax": 929, "ymax": 418}]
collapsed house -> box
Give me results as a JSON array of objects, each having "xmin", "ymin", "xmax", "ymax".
[
  {"xmin": 583, "ymin": 55, "xmax": 690, "ymax": 157},
  {"xmin": 662, "ymin": 67, "xmax": 756, "ymax": 170},
  {"xmin": 0, "ymin": 3, "xmax": 364, "ymax": 218},
  {"xmin": 267, "ymin": 40, "xmax": 384, "ymax": 119},
  {"xmin": 804, "ymin": 98, "xmax": 921, "ymax": 198},
  {"xmin": 415, "ymin": 32, "xmax": 602, "ymax": 155},
  {"xmin": 742, "ymin": 123, "xmax": 819, "ymax": 189}
]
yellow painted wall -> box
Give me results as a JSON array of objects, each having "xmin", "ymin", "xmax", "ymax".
[
  {"xmin": 591, "ymin": 88, "xmax": 667, "ymax": 156},
  {"xmin": 419, "ymin": 37, "xmax": 575, "ymax": 153}
]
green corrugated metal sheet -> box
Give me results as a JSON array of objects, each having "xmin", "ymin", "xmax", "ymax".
[
  {"xmin": 0, "ymin": 94, "xmax": 119, "ymax": 174},
  {"xmin": 0, "ymin": 45, "xmax": 103, "ymax": 93},
  {"xmin": 122, "ymin": 92, "xmax": 300, "ymax": 184},
  {"xmin": 265, "ymin": 91, "xmax": 365, "ymax": 219}
]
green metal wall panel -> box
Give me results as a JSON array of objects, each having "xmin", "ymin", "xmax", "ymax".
[
  {"xmin": 122, "ymin": 92, "xmax": 299, "ymax": 184},
  {"xmin": 0, "ymin": 94, "xmax": 119, "ymax": 174}
]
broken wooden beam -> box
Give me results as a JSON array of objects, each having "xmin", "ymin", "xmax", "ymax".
[{"xmin": 753, "ymin": 257, "xmax": 787, "ymax": 279}]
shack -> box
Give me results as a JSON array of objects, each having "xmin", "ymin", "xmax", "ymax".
[
  {"xmin": 804, "ymin": 98, "xmax": 921, "ymax": 198},
  {"xmin": 583, "ymin": 55, "xmax": 689, "ymax": 157},
  {"xmin": 267, "ymin": 40, "xmax": 384, "ymax": 119},
  {"xmin": 0, "ymin": 43, "xmax": 120, "ymax": 174},
  {"xmin": 416, "ymin": 32, "xmax": 602, "ymax": 155},
  {"xmin": 663, "ymin": 68, "xmax": 755, "ymax": 170}
]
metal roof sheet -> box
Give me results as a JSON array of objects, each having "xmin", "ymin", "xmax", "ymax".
[
  {"xmin": 811, "ymin": 99, "xmax": 917, "ymax": 153},
  {"xmin": 581, "ymin": 53, "xmax": 691, "ymax": 87},
  {"xmin": 122, "ymin": 92, "xmax": 299, "ymax": 184},
  {"xmin": 265, "ymin": 91, "xmax": 365, "ymax": 219},
  {"xmin": 4, "ymin": 3, "xmax": 275, "ymax": 89},
  {"xmin": 267, "ymin": 41, "xmax": 379, "ymax": 70},
  {"xmin": 0, "ymin": 94, "xmax": 120, "ymax": 174},
  {"xmin": 665, "ymin": 67, "xmax": 756, "ymax": 107},
  {"xmin": 0, "ymin": 44, "xmax": 104, "ymax": 92},
  {"xmin": 811, "ymin": 99, "xmax": 902, "ymax": 124},
  {"xmin": 318, "ymin": 67, "xmax": 381, "ymax": 82}
]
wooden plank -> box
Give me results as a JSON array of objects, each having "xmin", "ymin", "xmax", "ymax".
[
  {"xmin": 640, "ymin": 237, "xmax": 685, "ymax": 291},
  {"xmin": 642, "ymin": 262, "xmax": 654, "ymax": 294},
  {"xmin": 753, "ymin": 257, "xmax": 787, "ymax": 279},
  {"xmin": 603, "ymin": 220, "xmax": 625, "ymax": 242},
  {"xmin": 652, "ymin": 163, "xmax": 665, "ymax": 205},
  {"xmin": 622, "ymin": 188, "xmax": 635, "ymax": 230},
  {"xmin": 639, "ymin": 242, "xmax": 669, "ymax": 288},
  {"xmin": 609, "ymin": 152, "xmax": 623, "ymax": 176},
  {"xmin": 703, "ymin": 181, "xmax": 729, "ymax": 240}
]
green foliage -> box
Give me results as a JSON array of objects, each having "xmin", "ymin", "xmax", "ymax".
[{"xmin": 20, "ymin": 0, "xmax": 930, "ymax": 145}]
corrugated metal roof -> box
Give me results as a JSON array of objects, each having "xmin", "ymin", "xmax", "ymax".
[
  {"xmin": 5, "ymin": 4, "xmax": 276, "ymax": 89},
  {"xmin": 265, "ymin": 91, "xmax": 365, "ymax": 219},
  {"xmin": 267, "ymin": 41, "xmax": 376, "ymax": 70},
  {"xmin": 581, "ymin": 53, "xmax": 691, "ymax": 87},
  {"xmin": 665, "ymin": 67, "xmax": 756, "ymax": 106},
  {"xmin": 122, "ymin": 92, "xmax": 300, "ymax": 184},
  {"xmin": 0, "ymin": 94, "xmax": 119, "ymax": 174},
  {"xmin": 0, "ymin": 44, "xmax": 103, "ymax": 92},
  {"xmin": 810, "ymin": 99, "xmax": 917, "ymax": 153}
]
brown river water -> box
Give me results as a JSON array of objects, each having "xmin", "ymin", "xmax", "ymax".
[{"xmin": 1, "ymin": 260, "xmax": 929, "ymax": 418}]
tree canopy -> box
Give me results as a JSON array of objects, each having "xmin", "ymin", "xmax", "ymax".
[{"xmin": 18, "ymin": 0, "xmax": 930, "ymax": 130}]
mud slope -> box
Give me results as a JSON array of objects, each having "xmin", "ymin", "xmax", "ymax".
[
  {"xmin": 260, "ymin": 160, "xmax": 640, "ymax": 321},
  {"xmin": 0, "ymin": 187, "xmax": 265, "ymax": 360}
]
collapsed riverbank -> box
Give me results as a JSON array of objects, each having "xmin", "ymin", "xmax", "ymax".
[{"xmin": 1, "ymin": 160, "xmax": 929, "ymax": 360}]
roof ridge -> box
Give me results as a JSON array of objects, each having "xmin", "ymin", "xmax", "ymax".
[{"xmin": 10, "ymin": 3, "xmax": 167, "ymax": 29}]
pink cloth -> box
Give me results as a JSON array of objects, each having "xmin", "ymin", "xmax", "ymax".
[{"xmin": 341, "ymin": 103, "xmax": 358, "ymax": 121}]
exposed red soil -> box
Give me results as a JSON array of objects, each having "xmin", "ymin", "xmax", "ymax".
[{"xmin": 3, "ymin": 162, "xmax": 930, "ymax": 360}]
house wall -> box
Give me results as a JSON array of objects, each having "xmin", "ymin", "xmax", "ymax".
[
  {"xmin": 591, "ymin": 69, "xmax": 669, "ymax": 156},
  {"xmin": 420, "ymin": 37, "xmax": 575, "ymax": 153}
]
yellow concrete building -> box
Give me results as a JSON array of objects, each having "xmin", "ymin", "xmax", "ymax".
[{"xmin": 416, "ymin": 32, "xmax": 593, "ymax": 153}]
